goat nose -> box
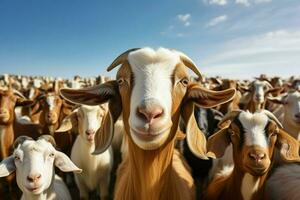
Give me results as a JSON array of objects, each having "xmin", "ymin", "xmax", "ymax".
[
  {"xmin": 249, "ymin": 152, "xmax": 266, "ymax": 162},
  {"xmin": 137, "ymin": 105, "xmax": 164, "ymax": 124},
  {"xmin": 85, "ymin": 129, "xmax": 95, "ymax": 135},
  {"xmin": 27, "ymin": 174, "xmax": 41, "ymax": 183}
]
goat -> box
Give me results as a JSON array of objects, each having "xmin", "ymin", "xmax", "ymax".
[
  {"xmin": 203, "ymin": 110, "xmax": 300, "ymax": 200},
  {"xmin": 239, "ymin": 80, "xmax": 281, "ymax": 112},
  {"xmin": 59, "ymin": 47, "xmax": 236, "ymax": 200},
  {"xmin": 0, "ymin": 135, "xmax": 81, "ymax": 200},
  {"xmin": 265, "ymin": 164, "xmax": 300, "ymax": 200},
  {"xmin": 267, "ymin": 90, "xmax": 300, "ymax": 141},
  {"xmin": 56, "ymin": 105, "xmax": 113, "ymax": 199}
]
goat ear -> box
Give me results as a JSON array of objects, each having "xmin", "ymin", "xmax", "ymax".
[
  {"xmin": 60, "ymin": 81, "xmax": 118, "ymax": 106},
  {"xmin": 276, "ymin": 128, "xmax": 300, "ymax": 162},
  {"xmin": 54, "ymin": 151, "xmax": 82, "ymax": 173},
  {"xmin": 16, "ymin": 98, "xmax": 34, "ymax": 107},
  {"xmin": 186, "ymin": 84, "xmax": 236, "ymax": 108},
  {"xmin": 0, "ymin": 156, "xmax": 16, "ymax": 177},
  {"xmin": 55, "ymin": 111, "xmax": 78, "ymax": 133},
  {"xmin": 93, "ymin": 89, "xmax": 122, "ymax": 155},
  {"xmin": 267, "ymin": 87, "xmax": 283, "ymax": 96},
  {"xmin": 207, "ymin": 128, "xmax": 231, "ymax": 159},
  {"xmin": 267, "ymin": 94, "xmax": 288, "ymax": 105},
  {"xmin": 181, "ymin": 102, "xmax": 208, "ymax": 160}
]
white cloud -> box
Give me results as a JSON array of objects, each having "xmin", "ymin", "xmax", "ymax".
[
  {"xmin": 236, "ymin": 0, "xmax": 250, "ymax": 6},
  {"xmin": 205, "ymin": 0, "xmax": 228, "ymax": 6},
  {"xmin": 177, "ymin": 14, "xmax": 191, "ymax": 27},
  {"xmin": 236, "ymin": 0, "xmax": 272, "ymax": 6},
  {"xmin": 201, "ymin": 29, "xmax": 300, "ymax": 79},
  {"xmin": 207, "ymin": 15, "xmax": 228, "ymax": 27}
]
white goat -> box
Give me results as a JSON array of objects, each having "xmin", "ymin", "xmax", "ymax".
[
  {"xmin": 56, "ymin": 105, "xmax": 113, "ymax": 200},
  {"xmin": 0, "ymin": 135, "xmax": 81, "ymax": 200}
]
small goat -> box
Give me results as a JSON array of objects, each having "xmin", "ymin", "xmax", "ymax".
[
  {"xmin": 204, "ymin": 110, "xmax": 300, "ymax": 200},
  {"xmin": 56, "ymin": 105, "xmax": 113, "ymax": 199},
  {"xmin": 0, "ymin": 135, "xmax": 81, "ymax": 200}
]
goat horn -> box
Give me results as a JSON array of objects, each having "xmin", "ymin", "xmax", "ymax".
[
  {"xmin": 172, "ymin": 50, "xmax": 203, "ymax": 81},
  {"xmin": 13, "ymin": 136, "xmax": 33, "ymax": 149},
  {"xmin": 38, "ymin": 135, "xmax": 57, "ymax": 147},
  {"xmin": 13, "ymin": 89, "xmax": 26, "ymax": 99},
  {"xmin": 107, "ymin": 48, "xmax": 141, "ymax": 72},
  {"xmin": 260, "ymin": 110, "xmax": 283, "ymax": 128},
  {"xmin": 218, "ymin": 110, "xmax": 242, "ymax": 129}
]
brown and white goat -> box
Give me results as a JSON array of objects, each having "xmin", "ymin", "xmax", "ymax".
[
  {"xmin": 59, "ymin": 47, "xmax": 236, "ymax": 200},
  {"xmin": 239, "ymin": 80, "xmax": 281, "ymax": 112},
  {"xmin": 204, "ymin": 110, "xmax": 300, "ymax": 200}
]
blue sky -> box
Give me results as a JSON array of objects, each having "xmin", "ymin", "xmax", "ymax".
[{"xmin": 0, "ymin": 0, "xmax": 299, "ymax": 79}]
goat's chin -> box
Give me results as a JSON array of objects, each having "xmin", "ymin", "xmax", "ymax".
[
  {"xmin": 130, "ymin": 128, "xmax": 170, "ymax": 150},
  {"xmin": 245, "ymin": 165, "xmax": 269, "ymax": 176}
]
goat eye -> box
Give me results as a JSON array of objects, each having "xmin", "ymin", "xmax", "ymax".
[
  {"xmin": 49, "ymin": 153, "xmax": 55, "ymax": 158},
  {"xmin": 117, "ymin": 78, "xmax": 124, "ymax": 85},
  {"xmin": 180, "ymin": 78, "xmax": 189, "ymax": 86},
  {"xmin": 14, "ymin": 155, "xmax": 20, "ymax": 161}
]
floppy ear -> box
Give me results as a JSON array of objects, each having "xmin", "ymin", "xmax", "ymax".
[
  {"xmin": 0, "ymin": 156, "xmax": 16, "ymax": 177},
  {"xmin": 267, "ymin": 87, "xmax": 284, "ymax": 96},
  {"xmin": 181, "ymin": 102, "xmax": 208, "ymax": 160},
  {"xmin": 55, "ymin": 111, "xmax": 78, "ymax": 133},
  {"xmin": 267, "ymin": 93, "xmax": 288, "ymax": 105},
  {"xmin": 16, "ymin": 98, "xmax": 34, "ymax": 107},
  {"xmin": 276, "ymin": 128, "xmax": 300, "ymax": 162},
  {"xmin": 60, "ymin": 81, "xmax": 118, "ymax": 106},
  {"xmin": 186, "ymin": 84, "xmax": 236, "ymax": 108},
  {"xmin": 93, "ymin": 82, "xmax": 122, "ymax": 155},
  {"xmin": 207, "ymin": 128, "xmax": 231, "ymax": 159},
  {"xmin": 55, "ymin": 151, "xmax": 82, "ymax": 173}
]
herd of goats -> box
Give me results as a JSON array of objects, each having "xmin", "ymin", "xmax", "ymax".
[{"xmin": 0, "ymin": 47, "xmax": 300, "ymax": 200}]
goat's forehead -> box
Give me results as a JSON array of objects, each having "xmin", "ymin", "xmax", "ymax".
[
  {"xmin": 128, "ymin": 48, "xmax": 181, "ymax": 76},
  {"xmin": 16, "ymin": 140, "xmax": 54, "ymax": 154},
  {"xmin": 238, "ymin": 112, "xmax": 269, "ymax": 147},
  {"xmin": 80, "ymin": 105, "xmax": 100, "ymax": 113}
]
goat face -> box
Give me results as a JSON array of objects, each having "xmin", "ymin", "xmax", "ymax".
[
  {"xmin": 252, "ymin": 80, "xmax": 273, "ymax": 104},
  {"xmin": 78, "ymin": 105, "xmax": 105, "ymax": 143},
  {"xmin": 0, "ymin": 89, "xmax": 33, "ymax": 124},
  {"xmin": 0, "ymin": 136, "xmax": 81, "ymax": 195},
  {"xmin": 207, "ymin": 110, "xmax": 300, "ymax": 176},
  {"xmin": 38, "ymin": 93, "xmax": 62, "ymax": 125},
  {"xmin": 60, "ymin": 47, "xmax": 236, "ymax": 157}
]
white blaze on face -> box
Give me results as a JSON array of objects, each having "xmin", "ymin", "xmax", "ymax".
[
  {"xmin": 253, "ymin": 80, "xmax": 267, "ymax": 103},
  {"xmin": 79, "ymin": 105, "xmax": 103, "ymax": 136},
  {"xmin": 46, "ymin": 96, "xmax": 55, "ymax": 111},
  {"xmin": 128, "ymin": 48, "xmax": 179, "ymax": 130},
  {"xmin": 239, "ymin": 111, "xmax": 269, "ymax": 148}
]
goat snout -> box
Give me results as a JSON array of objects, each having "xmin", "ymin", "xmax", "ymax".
[
  {"xmin": 248, "ymin": 152, "xmax": 266, "ymax": 163},
  {"xmin": 85, "ymin": 129, "xmax": 96, "ymax": 136},
  {"xmin": 0, "ymin": 108, "xmax": 8, "ymax": 115},
  {"xmin": 27, "ymin": 173, "xmax": 41, "ymax": 183},
  {"xmin": 137, "ymin": 105, "xmax": 164, "ymax": 124}
]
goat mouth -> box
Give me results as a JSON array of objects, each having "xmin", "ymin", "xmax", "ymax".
[
  {"xmin": 131, "ymin": 127, "xmax": 171, "ymax": 141},
  {"xmin": 26, "ymin": 185, "xmax": 42, "ymax": 193},
  {"xmin": 245, "ymin": 165, "xmax": 268, "ymax": 175}
]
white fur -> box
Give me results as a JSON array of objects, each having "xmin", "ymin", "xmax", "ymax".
[
  {"xmin": 46, "ymin": 96, "xmax": 55, "ymax": 111},
  {"xmin": 241, "ymin": 173, "xmax": 260, "ymax": 200},
  {"xmin": 239, "ymin": 111, "xmax": 269, "ymax": 148},
  {"xmin": 252, "ymin": 80, "xmax": 270, "ymax": 104},
  {"xmin": 71, "ymin": 105, "xmax": 113, "ymax": 199},
  {"xmin": 128, "ymin": 47, "xmax": 181, "ymax": 150},
  {"xmin": 1, "ymin": 138, "xmax": 80, "ymax": 200}
]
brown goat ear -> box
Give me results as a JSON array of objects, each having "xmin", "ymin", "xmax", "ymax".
[
  {"xmin": 93, "ymin": 89, "xmax": 122, "ymax": 155},
  {"xmin": 276, "ymin": 128, "xmax": 300, "ymax": 162},
  {"xmin": 267, "ymin": 87, "xmax": 283, "ymax": 96},
  {"xmin": 181, "ymin": 102, "xmax": 208, "ymax": 160},
  {"xmin": 16, "ymin": 98, "xmax": 34, "ymax": 107},
  {"xmin": 207, "ymin": 128, "xmax": 231, "ymax": 159},
  {"xmin": 186, "ymin": 84, "xmax": 236, "ymax": 108},
  {"xmin": 55, "ymin": 111, "xmax": 78, "ymax": 133},
  {"xmin": 60, "ymin": 81, "xmax": 118, "ymax": 106},
  {"xmin": 267, "ymin": 94, "xmax": 288, "ymax": 105}
]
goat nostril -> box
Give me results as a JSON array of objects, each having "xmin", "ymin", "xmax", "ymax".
[
  {"xmin": 86, "ymin": 129, "xmax": 95, "ymax": 135},
  {"xmin": 137, "ymin": 106, "xmax": 163, "ymax": 123},
  {"xmin": 27, "ymin": 176, "xmax": 34, "ymax": 182},
  {"xmin": 27, "ymin": 174, "xmax": 41, "ymax": 182},
  {"xmin": 249, "ymin": 153, "xmax": 266, "ymax": 162}
]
